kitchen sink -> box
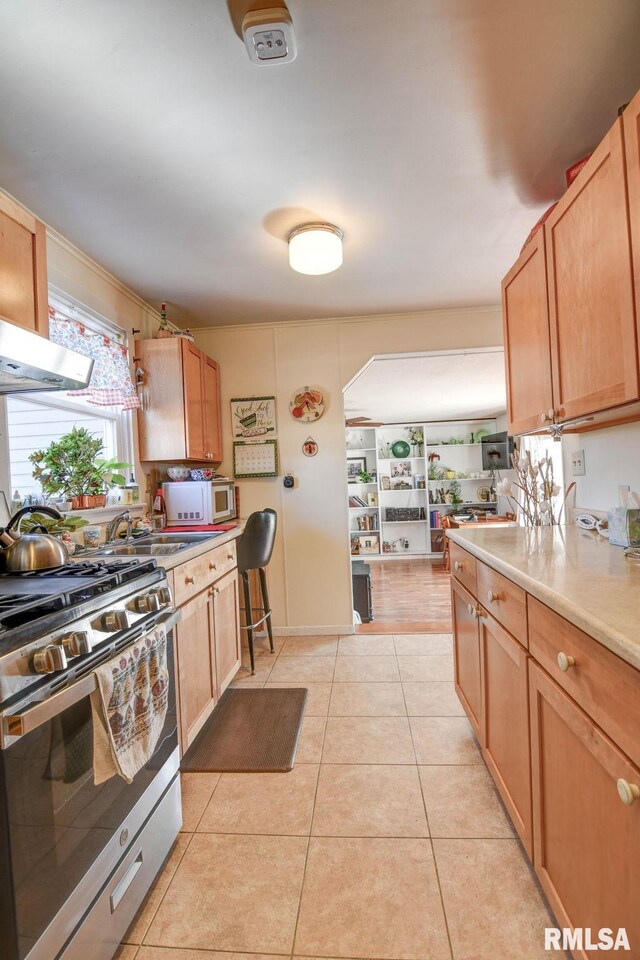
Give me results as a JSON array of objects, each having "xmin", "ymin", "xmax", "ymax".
[{"xmin": 85, "ymin": 531, "xmax": 224, "ymax": 558}]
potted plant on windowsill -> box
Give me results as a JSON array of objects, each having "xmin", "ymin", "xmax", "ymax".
[{"xmin": 29, "ymin": 427, "xmax": 130, "ymax": 509}]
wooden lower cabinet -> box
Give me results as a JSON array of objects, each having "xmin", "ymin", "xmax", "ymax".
[
  {"xmin": 174, "ymin": 587, "xmax": 217, "ymax": 753},
  {"xmin": 529, "ymin": 661, "xmax": 640, "ymax": 958},
  {"xmin": 451, "ymin": 577, "xmax": 482, "ymax": 737},
  {"xmin": 212, "ymin": 569, "xmax": 241, "ymax": 696},
  {"xmin": 479, "ymin": 612, "xmax": 532, "ymax": 855}
]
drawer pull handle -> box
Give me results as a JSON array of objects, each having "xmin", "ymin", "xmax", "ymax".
[
  {"xmin": 227, "ymin": 553, "xmax": 233, "ymax": 561},
  {"xmin": 487, "ymin": 590, "xmax": 500, "ymax": 603},
  {"xmin": 557, "ymin": 652, "xmax": 575, "ymax": 672},
  {"xmin": 454, "ymin": 561, "xmax": 463, "ymax": 571},
  {"xmin": 467, "ymin": 603, "xmax": 479, "ymax": 620},
  {"xmin": 209, "ymin": 562, "xmax": 217, "ymax": 571},
  {"xmin": 214, "ymin": 587, "xmax": 220, "ymax": 596},
  {"xmin": 185, "ymin": 575, "xmax": 196, "ymax": 585},
  {"xmin": 617, "ymin": 779, "xmax": 640, "ymax": 806}
]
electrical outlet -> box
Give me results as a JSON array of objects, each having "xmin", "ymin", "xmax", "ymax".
[{"xmin": 571, "ymin": 449, "xmax": 585, "ymax": 476}]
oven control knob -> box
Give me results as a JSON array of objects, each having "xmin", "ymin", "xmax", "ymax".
[
  {"xmin": 129, "ymin": 593, "xmax": 161, "ymax": 614},
  {"xmin": 33, "ymin": 644, "xmax": 68, "ymax": 674},
  {"xmin": 96, "ymin": 609, "xmax": 130, "ymax": 632},
  {"xmin": 59, "ymin": 631, "xmax": 92, "ymax": 657},
  {"xmin": 151, "ymin": 587, "xmax": 172, "ymax": 607}
]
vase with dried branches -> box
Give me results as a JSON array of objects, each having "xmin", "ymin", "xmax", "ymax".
[{"xmin": 496, "ymin": 449, "xmax": 574, "ymax": 526}]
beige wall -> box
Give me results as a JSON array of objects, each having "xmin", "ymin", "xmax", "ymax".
[
  {"xmin": 562, "ymin": 421, "xmax": 640, "ymax": 513},
  {"xmin": 195, "ymin": 305, "xmax": 503, "ymax": 633}
]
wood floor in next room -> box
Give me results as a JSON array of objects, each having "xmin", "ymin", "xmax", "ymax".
[
  {"xmin": 118, "ymin": 631, "xmax": 555, "ymax": 960},
  {"xmin": 357, "ymin": 558, "xmax": 452, "ymax": 634}
]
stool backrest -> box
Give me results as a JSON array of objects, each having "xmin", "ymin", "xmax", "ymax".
[{"xmin": 237, "ymin": 509, "xmax": 277, "ymax": 572}]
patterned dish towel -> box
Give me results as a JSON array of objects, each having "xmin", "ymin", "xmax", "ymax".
[{"xmin": 91, "ymin": 625, "xmax": 169, "ymax": 784}]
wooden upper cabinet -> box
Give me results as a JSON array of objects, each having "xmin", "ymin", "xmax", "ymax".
[
  {"xmin": 545, "ymin": 117, "xmax": 638, "ymax": 421},
  {"xmin": 203, "ymin": 355, "xmax": 222, "ymax": 463},
  {"xmin": 623, "ymin": 88, "xmax": 640, "ymax": 355},
  {"xmin": 183, "ymin": 340, "xmax": 206, "ymax": 460},
  {"xmin": 529, "ymin": 661, "xmax": 640, "ymax": 956},
  {"xmin": 0, "ymin": 191, "xmax": 48, "ymax": 337},
  {"xmin": 502, "ymin": 231, "xmax": 554, "ymax": 435},
  {"xmin": 136, "ymin": 337, "xmax": 223, "ymax": 462}
]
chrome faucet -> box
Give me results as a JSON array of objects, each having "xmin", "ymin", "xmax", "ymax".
[{"xmin": 105, "ymin": 510, "xmax": 132, "ymax": 544}]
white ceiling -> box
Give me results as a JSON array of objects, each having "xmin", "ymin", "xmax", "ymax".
[
  {"xmin": 344, "ymin": 350, "xmax": 507, "ymax": 423},
  {"xmin": 1, "ymin": 1, "xmax": 639, "ymax": 327}
]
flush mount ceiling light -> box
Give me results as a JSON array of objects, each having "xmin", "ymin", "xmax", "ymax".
[{"xmin": 288, "ymin": 223, "xmax": 344, "ymax": 275}]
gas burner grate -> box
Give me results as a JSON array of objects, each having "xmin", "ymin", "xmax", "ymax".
[{"xmin": 0, "ymin": 593, "xmax": 66, "ymax": 631}]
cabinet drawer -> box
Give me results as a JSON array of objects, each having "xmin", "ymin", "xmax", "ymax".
[
  {"xmin": 529, "ymin": 596, "xmax": 640, "ymax": 769},
  {"xmin": 449, "ymin": 542, "xmax": 477, "ymax": 596},
  {"xmin": 173, "ymin": 541, "xmax": 237, "ymax": 607},
  {"xmin": 477, "ymin": 561, "xmax": 527, "ymax": 643}
]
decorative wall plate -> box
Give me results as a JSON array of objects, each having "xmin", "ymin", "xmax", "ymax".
[
  {"xmin": 391, "ymin": 440, "xmax": 411, "ymax": 458},
  {"xmin": 290, "ymin": 386, "xmax": 325, "ymax": 421},
  {"xmin": 302, "ymin": 437, "xmax": 318, "ymax": 457}
]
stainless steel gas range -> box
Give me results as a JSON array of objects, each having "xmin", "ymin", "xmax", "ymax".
[{"xmin": 0, "ymin": 559, "xmax": 182, "ymax": 960}]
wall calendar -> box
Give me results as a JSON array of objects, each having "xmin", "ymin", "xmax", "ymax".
[{"xmin": 233, "ymin": 439, "xmax": 279, "ymax": 478}]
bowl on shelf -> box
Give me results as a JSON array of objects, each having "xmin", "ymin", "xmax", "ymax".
[
  {"xmin": 190, "ymin": 468, "xmax": 214, "ymax": 481},
  {"xmin": 391, "ymin": 440, "xmax": 411, "ymax": 458},
  {"xmin": 167, "ymin": 466, "xmax": 190, "ymax": 481}
]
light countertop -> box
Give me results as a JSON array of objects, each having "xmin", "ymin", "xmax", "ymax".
[{"xmin": 448, "ymin": 525, "xmax": 640, "ymax": 671}]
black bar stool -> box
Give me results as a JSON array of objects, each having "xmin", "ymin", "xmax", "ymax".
[{"xmin": 237, "ymin": 508, "xmax": 277, "ymax": 674}]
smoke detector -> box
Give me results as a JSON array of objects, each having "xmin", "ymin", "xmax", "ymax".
[{"xmin": 242, "ymin": 5, "xmax": 297, "ymax": 64}]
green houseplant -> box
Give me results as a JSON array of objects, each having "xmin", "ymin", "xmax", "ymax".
[{"xmin": 29, "ymin": 427, "xmax": 130, "ymax": 509}]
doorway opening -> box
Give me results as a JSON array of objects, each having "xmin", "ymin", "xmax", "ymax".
[{"xmin": 344, "ymin": 349, "xmax": 508, "ymax": 633}]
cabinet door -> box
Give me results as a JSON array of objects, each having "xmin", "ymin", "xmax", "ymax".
[
  {"xmin": 182, "ymin": 341, "xmax": 206, "ymax": 460},
  {"xmin": 479, "ymin": 613, "xmax": 532, "ymax": 855},
  {"xmin": 623, "ymin": 89, "xmax": 640, "ymax": 354},
  {"xmin": 529, "ymin": 661, "xmax": 640, "ymax": 956},
  {"xmin": 545, "ymin": 117, "xmax": 638, "ymax": 421},
  {"xmin": 175, "ymin": 588, "xmax": 217, "ymax": 752},
  {"xmin": 0, "ymin": 194, "xmax": 48, "ymax": 337},
  {"xmin": 451, "ymin": 577, "xmax": 482, "ymax": 738},
  {"xmin": 502, "ymin": 230, "xmax": 554, "ymax": 435},
  {"xmin": 212, "ymin": 569, "xmax": 241, "ymax": 696},
  {"xmin": 202, "ymin": 355, "xmax": 222, "ymax": 462}
]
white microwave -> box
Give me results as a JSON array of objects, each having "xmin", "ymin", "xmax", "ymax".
[{"xmin": 163, "ymin": 480, "xmax": 236, "ymax": 525}]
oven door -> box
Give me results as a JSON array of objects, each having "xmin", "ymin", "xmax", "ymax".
[{"xmin": 0, "ymin": 613, "xmax": 180, "ymax": 960}]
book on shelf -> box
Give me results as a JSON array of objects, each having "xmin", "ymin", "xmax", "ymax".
[{"xmin": 349, "ymin": 495, "xmax": 368, "ymax": 507}]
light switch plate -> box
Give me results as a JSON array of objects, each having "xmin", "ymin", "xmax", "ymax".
[{"xmin": 571, "ymin": 449, "xmax": 586, "ymax": 476}]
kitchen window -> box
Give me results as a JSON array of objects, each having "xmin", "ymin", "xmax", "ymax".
[{"xmin": 0, "ymin": 294, "xmax": 137, "ymax": 504}]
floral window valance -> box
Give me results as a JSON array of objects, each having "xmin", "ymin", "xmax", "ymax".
[{"xmin": 48, "ymin": 306, "xmax": 141, "ymax": 410}]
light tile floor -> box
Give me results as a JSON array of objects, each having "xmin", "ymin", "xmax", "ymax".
[{"xmin": 119, "ymin": 632, "xmax": 556, "ymax": 960}]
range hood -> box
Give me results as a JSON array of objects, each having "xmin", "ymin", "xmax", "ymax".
[{"xmin": 0, "ymin": 316, "xmax": 93, "ymax": 394}]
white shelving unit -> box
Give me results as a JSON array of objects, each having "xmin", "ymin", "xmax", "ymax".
[{"xmin": 346, "ymin": 419, "xmax": 497, "ymax": 561}]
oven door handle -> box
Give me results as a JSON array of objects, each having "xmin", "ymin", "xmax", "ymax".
[
  {"xmin": 3, "ymin": 672, "xmax": 98, "ymax": 741},
  {"xmin": 2, "ymin": 608, "xmax": 180, "ymax": 743}
]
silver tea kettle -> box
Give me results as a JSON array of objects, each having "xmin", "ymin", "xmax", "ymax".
[{"xmin": 1, "ymin": 506, "xmax": 69, "ymax": 573}]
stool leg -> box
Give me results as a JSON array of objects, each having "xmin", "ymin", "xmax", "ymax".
[
  {"xmin": 259, "ymin": 566, "xmax": 275, "ymax": 654},
  {"xmin": 241, "ymin": 571, "xmax": 255, "ymax": 675}
]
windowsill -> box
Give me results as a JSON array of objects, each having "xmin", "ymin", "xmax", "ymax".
[{"xmin": 64, "ymin": 504, "xmax": 147, "ymax": 523}]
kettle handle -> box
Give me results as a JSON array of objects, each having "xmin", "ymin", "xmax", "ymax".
[{"xmin": 6, "ymin": 505, "xmax": 63, "ymax": 534}]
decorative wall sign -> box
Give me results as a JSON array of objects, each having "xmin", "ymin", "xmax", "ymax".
[
  {"xmin": 289, "ymin": 386, "xmax": 325, "ymax": 421},
  {"xmin": 233, "ymin": 440, "xmax": 279, "ymax": 478},
  {"xmin": 302, "ymin": 437, "xmax": 318, "ymax": 457},
  {"xmin": 231, "ymin": 396, "xmax": 277, "ymax": 440}
]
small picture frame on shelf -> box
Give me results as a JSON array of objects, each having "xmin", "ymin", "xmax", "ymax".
[
  {"xmin": 347, "ymin": 457, "xmax": 367, "ymax": 482},
  {"xmin": 357, "ymin": 534, "xmax": 380, "ymax": 555},
  {"xmin": 391, "ymin": 478, "xmax": 412, "ymax": 490},
  {"xmin": 391, "ymin": 461, "xmax": 412, "ymax": 478},
  {"xmin": 414, "ymin": 475, "xmax": 426, "ymax": 489},
  {"xmin": 367, "ymin": 492, "xmax": 379, "ymax": 507},
  {"xmin": 380, "ymin": 475, "xmax": 391, "ymax": 491}
]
